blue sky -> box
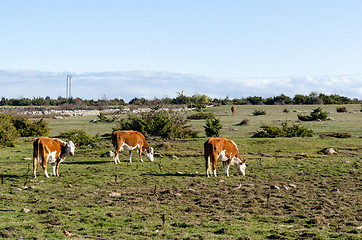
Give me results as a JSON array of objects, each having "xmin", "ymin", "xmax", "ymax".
[{"xmin": 1, "ymin": 1, "xmax": 362, "ymax": 100}]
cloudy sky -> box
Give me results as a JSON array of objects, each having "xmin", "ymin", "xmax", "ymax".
[{"xmin": 1, "ymin": 1, "xmax": 362, "ymax": 101}]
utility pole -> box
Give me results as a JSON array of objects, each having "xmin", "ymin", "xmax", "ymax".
[
  {"xmin": 66, "ymin": 75, "xmax": 72, "ymax": 99},
  {"xmin": 66, "ymin": 75, "xmax": 69, "ymax": 99},
  {"xmin": 69, "ymin": 75, "xmax": 72, "ymax": 99}
]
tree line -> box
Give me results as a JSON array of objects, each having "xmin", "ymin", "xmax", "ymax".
[{"xmin": 0, "ymin": 92, "xmax": 359, "ymax": 108}]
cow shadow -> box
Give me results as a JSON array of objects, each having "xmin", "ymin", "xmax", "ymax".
[
  {"xmin": 141, "ymin": 172, "xmax": 201, "ymax": 177},
  {"xmin": 63, "ymin": 160, "xmax": 110, "ymax": 165},
  {"xmin": 1, "ymin": 174, "xmax": 22, "ymax": 180}
]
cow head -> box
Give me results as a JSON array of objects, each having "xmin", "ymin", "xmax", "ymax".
[
  {"xmin": 235, "ymin": 158, "xmax": 246, "ymax": 176},
  {"xmin": 65, "ymin": 141, "xmax": 76, "ymax": 156},
  {"xmin": 145, "ymin": 147, "xmax": 154, "ymax": 162}
]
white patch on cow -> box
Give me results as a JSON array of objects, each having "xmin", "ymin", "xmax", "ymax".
[
  {"xmin": 121, "ymin": 143, "xmax": 139, "ymax": 151},
  {"xmin": 47, "ymin": 151, "xmax": 58, "ymax": 164},
  {"xmin": 217, "ymin": 150, "xmax": 229, "ymax": 162}
]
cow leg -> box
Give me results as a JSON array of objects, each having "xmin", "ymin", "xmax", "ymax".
[
  {"xmin": 55, "ymin": 161, "xmax": 61, "ymax": 177},
  {"xmin": 129, "ymin": 150, "xmax": 133, "ymax": 162},
  {"xmin": 223, "ymin": 162, "xmax": 230, "ymax": 177},
  {"xmin": 42, "ymin": 154, "xmax": 49, "ymax": 178},
  {"xmin": 51, "ymin": 163, "xmax": 56, "ymax": 176},
  {"xmin": 33, "ymin": 157, "xmax": 38, "ymax": 178},
  {"xmin": 113, "ymin": 146, "xmax": 121, "ymax": 164},
  {"xmin": 43, "ymin": 165, "xmax": 50, "ymax": 178},
  {"xmin": 212, "ymin": 153, "xmax": 218, "ymax": 177},
  {"xmin": 138, "ymin": 149, "xmax": 143, "ymax": 162}
]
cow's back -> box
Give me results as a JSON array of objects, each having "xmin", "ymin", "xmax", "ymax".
[
  {"xmin": 204, "ymin": 138, "xmax": 238, "ymax": 156},
  {"xmin": 112, "ymin": 130, "xmax": 146, "ymax": 148},
  {"xmin": 33, "ymin": 137, "xmax": 63, "ymax": 157}
]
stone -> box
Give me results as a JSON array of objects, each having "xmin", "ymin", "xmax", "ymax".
[
  {"xmin": 22, "ymin": 208, "xmax": 31, "ymax": 213},
  {"xmin": 109, "ymin": 192, "xmax": 122, "ymax": 197}
]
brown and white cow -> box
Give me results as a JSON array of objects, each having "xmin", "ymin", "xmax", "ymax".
[
  {"xmin": 204, "ymin": 137, "xmax": 246, "ymax": 177},
  {"xmin": 33, "ymin": 137, "xmax": 76, "ymax": 178},
  {"xmin": 112, "ymin": 130, "xmax": 154, "ymax": 163},
  {"xmin": 231, "ymin": 106, "xmax": 236, "ymax": 115}
]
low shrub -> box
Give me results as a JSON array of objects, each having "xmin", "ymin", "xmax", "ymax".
[
  {"xmin": 0, "ymin": 114, "xmax": 19, "ymax": 147},
  {"xmin": 336, "ymin": 106, "xmax": 347, "ymax": 113},
  {"xmin": 115, "ymin": 110, "xmax": 198, "ymax": 138},
  {"xmin": 59, "ymin": 129, "xmax": 98, "ymax": 146},
  {"xmin": 235, "ymin": 119, "xmax": 250, "ymax": 126},
  {"xmin": 96, "ymin": 113, "xmax": 118, "ymax": 123},
  {"xmin": 12, "ymin": 117, "xmax": 50, "ymax": 137},
  {"xmin": 187, "ymin": 112, "xmax": 215, "ymax": 120},
  {"xmin": 252, "ymin": 121, "xmax": 313, "ymax": 138},
  {"xmin": 253, "ymin": 109, "xmax": 266, "ymax": 116},
  {"xmin": 298, "ymin": 107, "xmax": 328, "ymax": 121},
  {"xmin": 320, "ymin": 132, "xmax": 352, "ymax": 138},
  {"xmin": 0, "ymin": 114, "xmax": 50, "ymax": 147},
  {"xmin": 204, "ymin": 117, "xmax": 222, "ymax": 137}
]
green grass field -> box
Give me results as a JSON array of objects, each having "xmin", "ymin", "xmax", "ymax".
[{"xmin": 1, "ymin": 105, "xmax": 361, "ymax": 239}]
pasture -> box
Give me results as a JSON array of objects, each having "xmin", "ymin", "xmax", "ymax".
[{"xmin": 0, "ymin": 104, "xmax": 361, "ymax": 239}]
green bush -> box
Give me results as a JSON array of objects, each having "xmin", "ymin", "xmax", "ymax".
[
  {"xmin": 59, "ymin": 129, "xmax": 97, "ymax": 146},
  {"xmin": 204, "ymin": 117, "xmax": 222, "ymax": 137},
  {"xmin": 0, "ymin": 114, "xmax": 19, "ymax": 147},
  {"xmin": 298, "ymin": 107, "xmax": 328, "ymax": 121},
  {"xmin": 187, "ymin": 112, "xmax": 215, "ymax": 120},
  {"xmin": 253, "ymin": 109, "xmax": 267, "ymax": 116},
  {"xmin": 115, "ymin": 110, "xmax": 198, "ymax": 139},
  {"xmin": 97, "ymin": 113, "xmax": 117, "ymax": 123},
  {"xmin": 12, "ymin": 117, "xmax": 50, "ymax": 137},
  {"xmin": 252, "ymin": 121, "xmax": 313, "ymax": 138},
  {"xmin": 0, "ymin": 114, "xmax": 50, "ymax": 147},
  {"xmin": 320, "ymin": 132, "xmax": 352, "ymax": 138}
]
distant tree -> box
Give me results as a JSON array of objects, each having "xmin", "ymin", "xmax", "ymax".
[
  {"xmin": 0, "ymin": 97, "xmax": 7, "ymax": 106},
  {"xmin": 293, "ymin": 94, "xmax": 309, "ymax": 105},
  {"xmin": 171, "ymin": 91, "xmax": 189, "ymax": 104},
  {"xmin": 247, "ymin": 96, "xmax": 263, "ymax": 105},
  {"xmin": 274, "ymin": 94, "xmax": 292, "ymax": 105},
  {"xmin": 32, "ymin": 97, "xmax": 47, "ymax": 106},
  {"xmin": 129, "ymin": 97, "xmax": 147, "ymax": 105}
]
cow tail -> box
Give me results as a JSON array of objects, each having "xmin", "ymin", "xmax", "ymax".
[{"xmin": 37, "ymin": 139, "xmax": 41, "ymax": 167}]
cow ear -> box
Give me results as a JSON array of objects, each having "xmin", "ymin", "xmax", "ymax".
[
  {"xmin": 242, "ymin": 158, "xmax": 246, "ymax": 163},
  {"xmin": 75, "ymin": 143, "xmax": 79, "ymax": 147}
]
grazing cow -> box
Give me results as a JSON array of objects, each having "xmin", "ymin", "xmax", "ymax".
[
  {"xmin": 33, "ymin": 137, "xmax": 76, "ymax": 178},
  {"xmin": 112, "ymin": 130, "xmax": 154, "ymax": 163},
  {"xmin": 204, "ymin": 137, "xmax": 246, "ymax": 177},
  {"xmin": 231, "ymin": 106, "xmax": 236, "ymax": 115}
]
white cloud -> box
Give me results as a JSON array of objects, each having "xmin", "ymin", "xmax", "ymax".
[{"xmin": 0, "ymin": 69, "xmax": 361, "ymax": 101}]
